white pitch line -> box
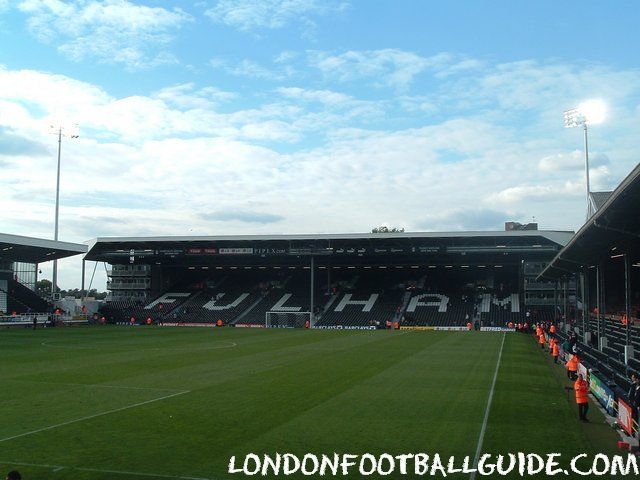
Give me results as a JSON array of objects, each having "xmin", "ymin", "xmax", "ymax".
[
  {"xmin": 6, "ymin": 379, "xmax": 183, "ymax": 392},
  {"xmin": 470, "ymin": 332, "xmax": 506, "ymax": 480},
  {"xmin": 0, "ymin": 390, "xmax": 189, "ymax": 444},
  {"xmin": 41, "ymin": 340, "xmax": 237, "ymax": 351},
  {"xmin": 0, "ymin": 460, "xmax": 213, "ymax": 480},
  {"xmin": 75, "ymin": 466, "xmax": 211, "ymax": 480}
]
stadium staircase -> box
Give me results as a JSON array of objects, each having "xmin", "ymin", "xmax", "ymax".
[
  {"xmin": 1, "ymin": 280, "xmax": 49, "ymax": 313},
  {"xmin": 395, "ymin": 291, "xmax": 413, "ymax": 321},
  {"xmin": 0, "ymin": 288, "xmax": 6, "ymax": 313},
  {"xmin": 230, "ymin": 295, "xmax": 268, "ymax": 325}
]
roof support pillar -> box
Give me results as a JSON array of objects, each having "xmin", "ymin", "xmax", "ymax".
[
  {"xmin": 81, "ymin": 258, "xmax": 86, "ymax": 301},
  {"xmin": 581, "ymin": 268, "xmax": 589, "ymax": 338},
  {"xmin": 310, "ymin": 256, "xmax": 315, "ymax": 326},
  {"xmin": 624, "ymin": 254, "xmax": 633, "ymax": 363},
  {"xmin": 553, "ymin": 280, "xmax": 558, "ymax": 324},
  {"xmin": 564, "ymin": 277, "xmax": 569, "ymax": 324},
  {"xmin": 596, "ymin": 264, "xmax": 604, "ymax": 350}
]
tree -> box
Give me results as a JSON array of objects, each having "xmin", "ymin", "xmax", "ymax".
[
  {"xmin": 57, "ymin": 288, "xmax": 108, "ymax": 300},
  {"xmin": 371, "ymin": 226, "xmax": 405, "ymax": 233},
  {"xmin": 36, "ymin": 279, "xmax": 52, "ymax": 296}
]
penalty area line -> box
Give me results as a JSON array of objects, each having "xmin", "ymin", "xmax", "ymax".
[
  {"xmin": 0, "ymin": 460, "xmax": 213, "ymax": 480},
  {"xmin": 0, "ymin": 390, "xmax": 190, "ymax": 444},
  {"xmin": 6, "ymin": 378, "xmax": 185, "ymax": 392},
  {"xmin": 470, "ymin": 332, "xmax": 506, "ymax": 480}
]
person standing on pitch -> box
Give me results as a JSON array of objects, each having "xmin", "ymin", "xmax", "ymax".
[
  {"xmin": 566, "ymin": 353, "xmax": 579, "ymax": 380},
  {"xmin": 551, "ymin": 339, "xmax": 559, "ymax": 363},
  {"xmin": 574, "ymin": 373, "xmax": 589, "ymax": 422}
]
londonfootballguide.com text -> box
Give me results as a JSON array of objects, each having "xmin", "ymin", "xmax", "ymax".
[{"xmin": 228, "ymin": 452, "xmax": 639, "ymax": 477}]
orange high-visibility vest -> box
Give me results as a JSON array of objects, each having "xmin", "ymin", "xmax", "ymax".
[
  {"xmin": 550, "ymin": 325, "xmax": 556, "ymax": 333},
  {"xmin": 552, "ymin": 343, "xmax": 559, "ymax": 357},
  {"xmin": 574, "ymin": 379, "xmax": 589, "ymax": 404},
  {"xmin": 538, "ymin": 334, "xmax": 545, "ymax": 344},
  {"xmin": 566, "ymin": 356, "xmax": 579, "ymax": 372}
]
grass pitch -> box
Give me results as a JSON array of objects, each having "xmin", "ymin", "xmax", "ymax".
[{"xmin": 0, "ymin": 327, "xmax": 621, "ymax": 479}]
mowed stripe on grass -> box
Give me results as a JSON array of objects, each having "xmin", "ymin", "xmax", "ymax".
[{"xmin": 0, "ymin": 328, "xmax": 619, "ymax": 480}]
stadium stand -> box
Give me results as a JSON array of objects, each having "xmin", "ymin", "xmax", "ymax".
[
  {"xmin": 553, "ymin": 318, "xmax": 640, "ymax": 406},
  {"xmin": 314, "ymin": 270, "xmax": 406, "ymax": 327},
  {"xmin": 239, "ymin": 271, "xmax": 319, "ymax": 326},
  {"xmin": 99, "ymin": 266, "xmax": 559, "ymax": 328},
  {"xmin": 177, "ymin": 272, "xmax": 284, "ymax": 325}
]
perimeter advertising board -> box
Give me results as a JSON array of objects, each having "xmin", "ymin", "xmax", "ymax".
[
  {"xmin": 577, "ymin": 362, "xmax": 588, "ymax": 381},
  {"xmin": 617, "ymin": 397, "xmax": 635, "ymax": 436},
  {"xmin": 589, "ymin": 371, "xmax": 616, "ymax": 415}
]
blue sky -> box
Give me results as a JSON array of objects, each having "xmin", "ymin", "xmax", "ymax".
[{"xmin": 0, "ymin": 0, "xmax": 639, "ymax": 288}]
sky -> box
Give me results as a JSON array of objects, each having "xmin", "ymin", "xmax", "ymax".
[{"xmin": 0, "ymin": 0, "xmax": 639, "ymax": 290}]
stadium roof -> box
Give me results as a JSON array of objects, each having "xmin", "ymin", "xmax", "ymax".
[
  {"xmin": 87, "ymin": 230, "xmax": 573, "ymax": 246},
  {"xmin": 589, "ymin": 191, "xmax": 613, "ymax": 212},
  {"xmin": 85, "ymin": 230, "xmax": 574, "ymax": 266},
  {"xmin": 540, "ymin": 162, "xmax": 640, "ymax": 280},
  {"xmin": 0, "ymin": 233, "xmax": 87, "ymax": 263}
]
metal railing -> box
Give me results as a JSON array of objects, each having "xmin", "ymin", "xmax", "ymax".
[
  {"xmin": 107, "ymin": 269, "xmax": 151, "ymax": 277},
  {"xmin": 107, "ymin": 281, "xmax": 151, "ymax": 290}
]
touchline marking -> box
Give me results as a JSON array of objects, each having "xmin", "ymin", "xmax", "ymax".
[
  {"xmin": 470, "ymin": 332, "xmax": 506, "ymax": 480},
  {"xmin": 0, "ymin": 390, "xmax": 189, "ymax": 444},
  {"xmin": 0, "ymin": 461, "xmax": 213, "ymax": 480}
]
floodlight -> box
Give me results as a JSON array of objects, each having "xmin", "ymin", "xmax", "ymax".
[
  {"xmin": 562, "ymin": 99, "xmax": 606, "ymax": 220},
  {"xmin": 577, "ymin": 99, "xmax": 606, "ymax": 125},
  {"xmin": 49, "ymin": 121, "xmax": 80, "ymax": 296},
  {"xmin": 563, "ymin": 108, "xmax": 585, "ymax": 128}
]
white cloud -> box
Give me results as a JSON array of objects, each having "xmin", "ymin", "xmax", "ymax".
[
  {"xmin": 151, "ymin": 83, "xmax": 236, "ymax": 109},
  {"xmin": 205, "ymin": 0, "xmax": 347, "ymax": 32},
  {"xmin": 211, "ymin": 58, "xmax": 290, "ymax": 81},
  {"xmin": 486, "ymin": 185, "xmax": 561, "ymax": 205},
  {"xmin": 17, "ymin": 0, "xmax": 192, "ymax": 68},
  {"xmin": 308, "ymin": 50, "xmax": 461, "ymax": 91},
  {"xmin": 538, "ymin": 150, "xmax": 610, "ymax": 172},
  {"xmin": 418, "ymin": 208, "xmax": 518, "ymax": 231},
  {"xmin": 2, "ymin": 55, "xmax": 640, "ymax": 290},
  {"xmin": 277, "ymin": 87, "xmax": 352, "ymax": 105},
  {"xmin": 308, "ymin": 49, "xmax": 433, "ymax": 90},
  {"xmin": 485, "ymin": 166, "xmax": 613, "ymax": 206}
]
